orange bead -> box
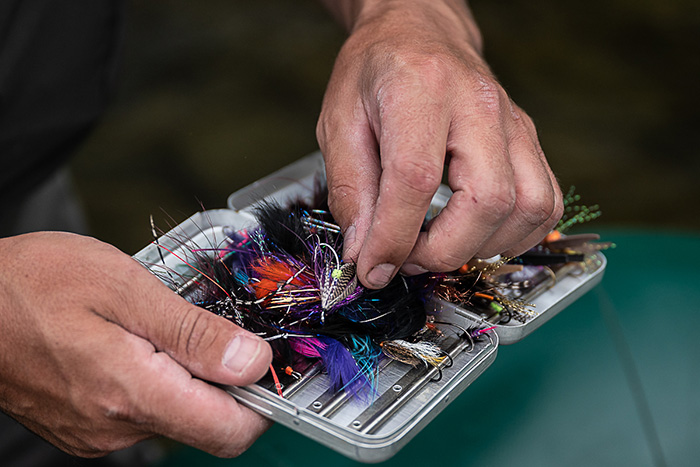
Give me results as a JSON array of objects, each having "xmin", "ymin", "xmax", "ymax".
[{"xmin": 545, "ymin": 230, "xmax": 562, "ymax": 243}]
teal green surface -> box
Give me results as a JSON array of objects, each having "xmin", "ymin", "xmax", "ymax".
[{"xmin": 158, "ymin": 231, "xmax": 700, "ymax": 466}]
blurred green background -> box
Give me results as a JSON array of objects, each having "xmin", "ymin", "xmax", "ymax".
[{"xmin": 69, "ymin": 0, "xmax": 700, "ymax": 253}]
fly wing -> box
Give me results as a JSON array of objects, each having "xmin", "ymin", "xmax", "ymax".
[{"xmin": 321, "ymin": 262, "xmax": 358, "ymax": 310}]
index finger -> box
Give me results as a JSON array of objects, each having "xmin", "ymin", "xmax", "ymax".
[
  {"xmin": 133, "ymin": 340, "xmax": 271, "ymax": 457},
  {"xmin": 356, "ymin": 97, "xmax": 450, "ymax": 288}
]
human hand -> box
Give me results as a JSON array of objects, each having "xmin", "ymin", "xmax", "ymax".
[
  {"xmin": 0, "ymin": 232, "xmax": 272, "ymax": 457},
  {"xmin": 317, "ymin": 0, "xmax": 563, "ymax": 288}
]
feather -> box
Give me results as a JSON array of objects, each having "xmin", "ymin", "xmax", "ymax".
[
  {"xmin": 320, "ymin": 262, "xmax": 359, "ymax": 310},
  {"xmin": 322, "ymin": 337, "xmax": 370, "ymax": 395},
  {"xmin": 289, "ymin": 336, "xmax": 370, "ymax": 395},
  {"xmin": 289, "ymin": 336, "xmax": 327, "ymax": 358}
]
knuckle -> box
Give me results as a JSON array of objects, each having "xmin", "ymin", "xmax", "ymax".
[
  {"xmin": 102, "ymin": 399, "xmax": 135, "ymax": 423},
  {"xmin": 388, "ymin": 156, "xmax": 442, "ymax": 199},
  {"xmin": 327, "ymin": 182, "xmax": 361, "ymax": 223},
  {"xmin": 536, "ymin": 183, "xmax": 564, "ymax": 235},
  {"xmin": 402, "ymin": 53, "xmax": 453, "ymax": 85},
  {"xmin": 315, "ymin": 116, "xmax": 329, "ymax": 149},
  {"xmin": 551, "ymin": 186, "xmax": 565, "ymax": 223},
  {"xmin": 412, "ymin": 234, "xmax": 469, "ymax": 272},
  {"xmin": 382, "ymin": 231, "xmax": 418, "ymax": 256},
  {"xmin": 387, "ymin": 50, "xmax": 451, "ymax": 84},
  {"xmin": 173, "ymin": 309, "xmax": 219, "ymax": 358},
  {"xmin": 373, "ymin": 51, "xmax": 454, "ymax": 105},
  {"xmin": 327, "ymin": 180, "xmax": 360, "ymax": 206},
  {"xmin": 96, "ymin": 390, "xmax": 148, "ymax": 427},
  {"xmin": 519, "ymin": 112, "xmax": 537, "ymax": 133},
  {"xmin": 431, "ymin": 253, "xmax": 468, "ymax": 272},
  {"xmin": 471, "ymin": 184, "xmax": 516, "ymax": 223},
  {"xmin": 509, "ymin": 129, "xmax": 534, "ymax": 150},
  {"xmin": 515, "ymin": 188, "xmax": 556, "ymax": 229},
  {"xmin": 542, "ymin": 200, "xmax": 565, "ymax": 235},
  {"xmin": 472, "ymin": 77, "xmax": 506, "ymax": 115},
  {"xmin": 551, "ymin": 200, "xmax": 565, "ymax": 227}
]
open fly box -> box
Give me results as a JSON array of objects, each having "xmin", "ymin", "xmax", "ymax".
[{"xmin": 133, "ymin": 152, "xmax": 606, "ymax": 463}]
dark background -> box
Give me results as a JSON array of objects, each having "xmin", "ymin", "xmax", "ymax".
[{"xmin": 69, "ymin": 0, "xmax": 700, "ymax": 253}]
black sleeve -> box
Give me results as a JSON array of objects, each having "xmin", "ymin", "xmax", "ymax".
[{"xmin": 0, "ymin": 0, "xmax": 125, "ymax": 200}]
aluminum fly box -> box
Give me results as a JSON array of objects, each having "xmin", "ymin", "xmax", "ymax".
[{"xmin": 133, "ymin": 152, "xmax": 606, "ymax": 462}]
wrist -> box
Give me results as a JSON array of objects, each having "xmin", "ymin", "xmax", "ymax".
[{"xmin": 347, "ymin": 0, "xmax": 483, "ymax": 54}]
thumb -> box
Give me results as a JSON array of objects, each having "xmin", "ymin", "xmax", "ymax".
[
  {"xmin": 159, "ymin": 297, "xmax": 273, "ymax": 387},
  {"xmin": 115, "ymin": 260, "xmax": 273, "ymax": 387}
]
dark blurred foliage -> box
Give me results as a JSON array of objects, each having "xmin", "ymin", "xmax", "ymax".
[{"xmin": 69, "ymin": 0, "xmax": 700, "ymax": 253}]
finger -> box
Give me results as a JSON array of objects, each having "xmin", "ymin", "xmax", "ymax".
[
  {"xmin": 142, "ymin": 354, "xmax": 271, "ymax": 457},
  {"xmin": 473, "ymin": 108, "xmax": 559, "ymax": 258},
  {"xmin": 99, "ymin": 258, "xmax": 273, "ymax": 388},
  {"xmin": 356, "ymin": 94, "xmax": 450, "ymax": 288},
  {"xmin": 403, "ymin": 104, "xmax": 515, "ymax": 272},
  {"xmin": 318, "ymin": 100, "xmax": 382, "ymax": 264},
  {"xmin": 501, "ymin": 116, "xmax": 564, "ymax": 256},
  {"xmin": 121, "ymin": 331, "xmax": 271, "ymax": 457},
  {"xmin": 68, "ymin": 293, "xmax": 268, "ymax": 458}
]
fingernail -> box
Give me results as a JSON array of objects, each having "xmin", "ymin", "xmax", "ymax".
[
  {"xmin": 223, "ymin": 334, "xmax": 262, "ymax": 376},
  {"xmin": 401, "ymin": 263, "xmax": 428, "ymax": 276},
  {"xmin": 366, "ymin": 263, "xmax": 396, "ymax": 288}
]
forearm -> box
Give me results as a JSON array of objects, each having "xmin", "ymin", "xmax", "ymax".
[{"xmin": 319, "ymin": 0, "xmax": 482, "ymax": 53}]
